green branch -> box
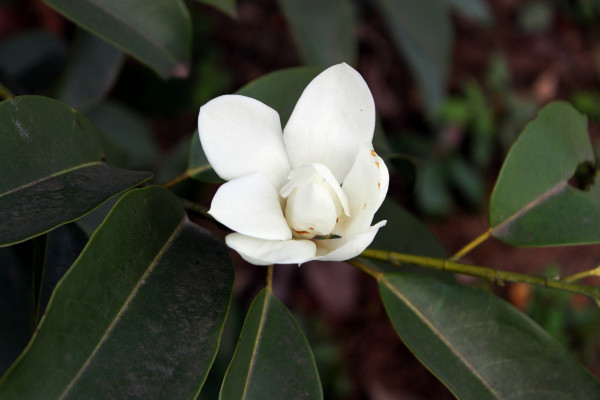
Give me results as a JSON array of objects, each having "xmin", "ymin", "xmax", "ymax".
[{"xmin": 359, "ymin": 248, "xmax": 600, "ymax": 306}]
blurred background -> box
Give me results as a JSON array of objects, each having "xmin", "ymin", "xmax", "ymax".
[{"xmin": 1, "ymin": 0, "xmax": 600, "ymax": 398}]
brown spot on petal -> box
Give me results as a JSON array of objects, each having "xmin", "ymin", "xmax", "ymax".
[
  {"xmin": 294, "ymin": 230, "xmax": 310, "ymax": 234},
  {"xmin": 309, "ymin": 227, "xmax": 314, "ymax": 231},
  {"xmin": 336, "ymin": 218, "xmax": 339, "ymax": 223},
  {"xmin": 375, "ymin": 161, "xmax": 380, "ymax": 168},
  {"xmin": 360, "ymin": 108, "xmax": 363, "ymax": 112},
  {"xmin": 378, "ymin": 182, "xmax": 381, "ymax": 189},
  {"xmin": 371, "ymin": 150, "xmax": 377, "ymax": 157},
  {"xmin": 363, "ymin": 203, "xmax": 367, "ymax": 209}
]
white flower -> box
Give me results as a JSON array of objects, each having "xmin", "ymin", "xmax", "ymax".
[{"xmin": 198, "ymin": 63, "xmax": 389, "ymax": 265}]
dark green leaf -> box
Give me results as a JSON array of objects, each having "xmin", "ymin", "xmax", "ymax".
[
  {"xmin": 0, "ymin": 186, "xmax": 234, "ymax": 399},
  {"xmin": 0, "ymin": 96, "xmax": 152, "ymax": 247},
  {"xmin": 56, "ymin": 29, "xmax": 124, "ymax": 110},
  {"xmin": 0, "ymin": 224, "xmax": 88, "ymax": 376},
  {"xmin": 198, "ymin": 0, "xmax": 237, "ymax": 18},
  {"xmin": 188, "ymin": 131, "xmax": 221, "ymax": 183},
  {"xmin": 370, "ymin": 0, "xmax": 453, "ymax": 117},
  {"xmin": 489, "ymin": 101, "xmax": 600, "ymax": 246},
  {"xmin": 276, "ymin": 0, "xmax": 356, "ymax": 66},
  {"xmin": 220, "ymin": 288, "xmax": 322, "ymax": 400},
  {"xmin": 379, "ymin": 272, "xmax": 600, "ymax": 399},
  {"xmin": 236, "ymin": 66, "xmax": 324, "ymax": 126},
  {"xmin": 363, "ymin": 199, "xmax": 451, "ymax": 280},
  {"xmin": 0, "ymin": 247, "xmax": 30, "ymax": 376},
  {"xmin": 85, "ymin": 101, "xmax": 158, "ymax": 169},
  {"xmin": 0, "ymin": 29, "xmax": 67, "ymax": 94},
  {"xmin": 42, "ymin": 0, "xmax": 192, "ymax": 78}
]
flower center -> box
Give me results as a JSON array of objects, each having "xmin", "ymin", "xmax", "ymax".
[{"xmin": 279, "ymin": 163, "xmax": 350, "ymax": 239}]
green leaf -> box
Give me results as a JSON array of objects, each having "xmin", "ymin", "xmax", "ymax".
[
  {"xmin": 220, "ymin": 288, "xmax": 322, "ymax": 400},
  {"xmin": 236, "ymin": 66, "xmax": 324, "ymax": 126},
  {"xmin": 489, "ymin": 101, "xmax": 600, "ymax": 246},
  {"xmin": 364, "ymin": 199, "xmax": 452, "ymax": 280},
  {"xmin": 198, "ymin": 0, "xmax": 237, "ymax": 18},
  {"xmin": 378, "ymin": 272, "xmax": 600, "ymax": 399},
  {"xmin": 0, "ymin": 186, "xmax": 234, "ymax": 398},
  {"xmin": 56, "ymin": 29, "xmax": 124, "ymax": 110},
  {"xmin": 85, "ymin": 101, "xmax": 158, "ymax": 169},
  {"xmin": 188, "ymin": 131, "xmax": 222, "ymax": 183},
  {"xmin": 42, "ymin": 0, "xmax": 192, "ymax": 79},
  {"xmin": 0, "ymin": 96, "xmax": 152, "ymax": 247},
  {"xmin": 446, "ymin": 0, "xmax": 492, "ymax": 23},
  {"xmin": 276, "ymin": 0, "xmax": 357, "ymax": 66},
  {"xmin": 0, "ymin": 29, "xmax": 67, "ymax": 94},
  {"xmin": 370, "ymin": 0, "xmax": 453, "ymax": 117},
  {"xmin": 0, "ymin": 247, "xmax": 30, "ymax": 375}
]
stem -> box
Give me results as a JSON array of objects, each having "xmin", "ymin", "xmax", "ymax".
[
  {"xmin": 266, "ymin": 265, "xmax": 274, "ymax": 290},
  {"xmin": 450, "ymin": 229, "xmax": 491, "ymax": 261},
  {"xmin": 562, "ymin": 266, "xmax": 600, "ymax": 283},
  {"xmin": 0, "ymin": 81, "xmax": 14, "ymax": 100},
  {"xmin": 360, "ymin": 249, "xmax": 600, "ymax": 303},
  {"xmin": 163, "ymin": 171, "xmax": 190, "ymax": 189}
]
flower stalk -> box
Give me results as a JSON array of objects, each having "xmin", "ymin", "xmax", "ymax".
[{"xmin": 359, "ymin": 248, "xmax": 600, "ymax": 306}]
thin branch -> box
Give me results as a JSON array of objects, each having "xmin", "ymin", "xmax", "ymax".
[
  {"xmin": 359, "ymin": 248, "xmax": 600, "ymax": 305},
  {"xmin": 562, "ymin": 266, "xmax": 600, "ymax": 283},
  {"xmin": 163, "ymin": 171, "xmax": 190, "ymax": 189}
]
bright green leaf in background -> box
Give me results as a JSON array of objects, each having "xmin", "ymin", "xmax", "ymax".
[
  {"xmin": 220, "ymin": 288, "xmax": 322, "ymax": 400},
  {"xmin": 42, "ymin": 0, "xmax": 192, "ymax": 79},
  {"xmin": 446, "ymin": 0, "xmax": 492, "ymax": 23},
  {"xmin": 0, "ymin": 96, "xmax": 151, "ymax": 247},
  {"xmin": 276, "ymin": 0, "xmax": 357, "ymax": 66},
  {"xmin": 378, "ymin": 272, "xmax": 600, "ymax": 399},
  {"xmin": 489, "ymin": 101, "xmax": 600, "ymax": 246},
  {"xmin": 56, "ymin": 29, "xmax": 124, "ymax": 110},
  {"xmin": 0, "ymin": 187, "xmax": 234, "ymax": 399},
  {"xmin": 370, "ymin": 0, "xmax": 453, "ymax": 118}
]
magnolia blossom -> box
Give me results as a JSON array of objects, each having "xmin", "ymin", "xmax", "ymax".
[{"xmin": 198, "ymin": 63, "xmax": 389, "ymax": 265}]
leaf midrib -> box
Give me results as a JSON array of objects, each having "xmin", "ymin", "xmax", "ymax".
[
  {"xmin": 240, "ymin": 289, "xmax": 271, "ymax": 400},
  {"xmin": 57, "ymin": 218, "xmax": 186, "ymax": 400},
  {"xmin": 380, "ymin": 276, "xmax": 499, "ymax": 399},
  {"xmin": 0, "ymin": 161, "xmax": 102, "ymax": 199}
]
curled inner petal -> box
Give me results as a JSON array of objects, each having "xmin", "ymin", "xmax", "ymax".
[{"xmin": 279, "ymin": 163, "xmax": 349, "ymax": 239}]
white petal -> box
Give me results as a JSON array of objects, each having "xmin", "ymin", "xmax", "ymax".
[
  {"xmin": 209, "ymin": 173, "xmax": 291, "ymax": 240},
  {"xmin": 226, "ymin": 233, "xmax": 316, "ymax": 265},
  {"xmin": 336, "ymin": 146, "xmax": 389, "ymax": 237},
  {"xmin": 283, "ymin": 63, "xmax": 376, "ymax": 182},
  {"xmin": 314, "ymin": 221, "xmax": 387, "ymax": 261},
  {"xmin": 199, "ymin": 94, "xmax": 291, "ymax": 189}
]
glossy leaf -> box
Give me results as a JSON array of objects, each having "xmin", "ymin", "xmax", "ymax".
[
  {"xmin": 378, "ymin": 272, "xmax": 600, "ymax": 399},
  {"xmin": 42, "ymin": 0, "xmax": 192, "ymax": 78},
  {"xmin": 0, "ymin": 96, "xmax": 152, "ymax": 247},
  {"xmin": 56, "ymin": 29, "xmax": 124, "ymax": 110},
  {"xmin": 489, "ymin": 101, "xmax": 600, "ymax": 246},
  {"xmin": 85, "ymin": 101, "xmax": 158, "ymax": 169},
  {"xmin": 236, "ymin": 66, "xmax": 324, "ymax": 126},
  {"xmin": 0, "ymin": 186, "xmax": 234, "ymax": 399},
  {"xmin": 220, "ymin": 288, "xmax": 322, "ymax": 400},
  {"xmin": 198, "ymin": 0, "xmax": 237, "ymax": 18},
  {"xmin": 370, "ymin": 0, "xmax": 453, "ymax": 117},
  {"xmin": 276, "ymin": 0, "xmax": 356, "ymax": 66},
  {"xmin": 188, "ymin": 132, "xmax": 221, "ymax": 183}
]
